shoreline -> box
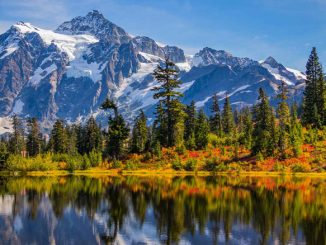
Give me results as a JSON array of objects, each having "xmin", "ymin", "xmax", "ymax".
[{"xmin": 1, "ymin": 169, "xmax": 326, "ymax": 178}]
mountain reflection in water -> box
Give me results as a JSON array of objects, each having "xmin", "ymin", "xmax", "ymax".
[{"xmin": 0, "ymin": 175, "xmax": 324, "ymax": 244}]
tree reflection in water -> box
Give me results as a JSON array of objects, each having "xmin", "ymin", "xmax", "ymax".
[{"xmin": 0, "ymin": 175, "xmax": 325, "ymax": 244}]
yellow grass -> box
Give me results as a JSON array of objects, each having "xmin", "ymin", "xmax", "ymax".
[{"xmin": 2, "ymin": 167, "xmax": 325, "ymax": 178}]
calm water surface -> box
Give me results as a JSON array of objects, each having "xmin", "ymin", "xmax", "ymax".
[{"xmin": 0, "ymin": 175, "xmax": 325, "ymax": 245}]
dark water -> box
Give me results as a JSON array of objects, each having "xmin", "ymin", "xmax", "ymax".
[{"xmin": 0, "ymin": 175, "xmax": 325, "ymax": 245}]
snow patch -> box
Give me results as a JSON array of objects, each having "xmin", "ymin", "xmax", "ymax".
[
  {"xmin": 286, "ymin": 67, "xmax": 306, "ymax": 80},
  {"xmin": 155, "ymin": 41, "xmax": 166, "ymax": 47},
  {"xmin": 0, "ymin": 41, "xmax": 19, "ymax": 59},
  {"xmin": 12, "ymin": 99, "xmax": 24, "ymax": 114},
  {"xmin": 195, "ymin": 96, "xmax": 211, "ymax": 108},
  {"xmin": 262, "ymin": 63, "xmax": 294, "ymax": 85},
  {"xmin": 191, "ymin": 55, "xmax": 203, "ymax": 67},
  {"xmin": 14, "ymin": 22, "xmax": 106, "ymax": 83},
  {"xmin": 14, "ymin": 22, "xmax": 99, "ymax": 60},
  {"xmin": 0, "ymin": 117, "xmax": 13, "ymax": 134},
  {"xmin": 178, "ymin": 80, "xmax": 195, "ymax": 93},
  {"xmin": 30, "ymin": 63, "xmax": 57, "ymax": 86}
]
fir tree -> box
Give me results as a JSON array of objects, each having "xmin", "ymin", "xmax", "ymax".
[
  {"xmin": 76, "ymin": 123, "xmax": 86, "ymax": 154},
  {"xmin": 302, "ymin": 47, "xmax": 325, "ymax": 127},
  {"xmin": 0, "ymin": 141, "xmax": 9, "ymax": 168},
  {"xmin": 152, "ymin": 58, "xmax": 184, "ymax": 147},
  {"xmin": 252, "ymin": 88, "xmax": 276, "ymax": 157},
  {"xmin": 66, "ymin": 124, "xmax": 78, "ymax": 155},
  {"xmin": 209, "ymin": 94, "xmax": 223, "ymax": 136},
  {"xmin": 101, "ymin": 98, "xmax": 129, "ymax": 159},
  {"xmin": 85, "ymin": 116, "xmax": 102, "ymax": 153},
  {"xmin": 240, "ymin": 107, "xmax": 253, "ymax": 149},
  {"xmin": 9, "ymin": 115, "xmax": 25, "ymax": 155},
  {"xmin": 26, "ymin": 118, "xmax": 42, "ymax": 156},
  {"xmin": 131, "ymin": 110, "xmax": 148, "ymax": 153},
  {"xmin": 221, "ymin": 95, "xmax": 235, "ymax": 135},
  {"xmin": 289, "ymin": 103, "xmax": 303, "ymax": 157},
  {"xmin": 195, "ymin": 109, "xmax": 210, "ymax": 150},
  {"xmin": 153, "ymin": 102, "xmax": 168, "ymax": 147},
  {"xmin": 276, "ymin": 82, "xmax": 291, "ymax": 159},
  {"xmin": 49, "ymin": 120, "xmax": 68, "ymax": 154},
  {"xmin": 184, "ymin": 101, "xmax": 196, "ymax": 150}
]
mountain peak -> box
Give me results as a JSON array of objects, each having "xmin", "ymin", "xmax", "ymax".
[
  {"xmin": 263, "ymin": 56, "xmax": 279, "ymax": 67},
  {"xmin": 56, "ymin": 11, "xmax": 130, "ymax": 43}
]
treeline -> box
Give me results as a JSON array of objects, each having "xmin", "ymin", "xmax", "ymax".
[{"xmin": 0, "ymin": 47, "xmax": 324, "ymax": 170}]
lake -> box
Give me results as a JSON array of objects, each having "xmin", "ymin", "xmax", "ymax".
[{"xmin": 0, "ymin": 175, "xmax": 324, "ymax": 244}]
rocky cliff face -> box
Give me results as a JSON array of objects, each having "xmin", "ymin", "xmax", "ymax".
[{"xmin": 0, "ymin": 10, "xmax": 306, "ymax": 133}]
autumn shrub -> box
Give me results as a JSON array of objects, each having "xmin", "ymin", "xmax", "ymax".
[
  {"xmin": 88, "ymin": 150, "xmax": 102, "ymax": 167},
  {"xmin": 175, "ymin": 144, "xmax": 186, "ymax": 155},
  {"xmin": 124, "ymin": 158, "xmax": 140, "ymax": 170},
  {"xmin": 111, "ymin": 159, "xmax": 122, "ymax": 169},
  {"xmin": 273, "ymin": 162, "xmax": 286, "ymax": 172},
  {"xmin": 82, "ymin": 154, "xmax": 91, "ymax": 170},
  {"xmin": 141, "ymin": 152, "xmax": 152, "ymax": 162},
  {"xmin": 291, "ymin": 162, "xmax": 311, "ymax": 172},
  {"xmin": 66, "ymin": 155, "xmax": 83, "ymax": 172},
  {"xmin": 214, "ymin": 163, "xmax": 228, "ymax": 172},
  {"xmin": 208, "ymin": 133, "xmax": 219, "ymax": 148},
  {"xmin": 204, "ymin": 157, "xmax": 220, "ymax": 171},
  {"xmin": 172, "ymin": 156, "xmax": 183, "ymax": 170},
  {"xmin": 5, "ymin": 154, "xmax": 58, "ymax": 171},
  {"xmin": 256, "ymin": 152, "xmax": 264, "ymax": 162},
  {"xmin": 184, "ymin": 159, "xmax": 197, "ymax": 171}
]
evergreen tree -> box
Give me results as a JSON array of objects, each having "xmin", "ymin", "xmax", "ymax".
[
  {"xmin": 76, "ymin": 123, "xmax": 86, "ymax": 154},
  {"xmin": 66, "ymin": 124, "xmax": 78, "ymax": 155},
  {"xmin": 276, "ymin": 82, "xmax": 291, "ymax": 159},
  {"xmin": 184, "ymin": 101, "xmax": 196, "ymax": 150},
  {"xmin": 131, "ymin": 110, "xmax": 148, "ymax": 153},
  {"xmin": 153, "ymin": 102, "xmax": 168, "ymax": 147},
  {"xmin": 85, "ymin": 117, "xmax": 102, "ymax": 153},
  {"xmin": 26, "ymin": 118, "xmax": 42, "ymax": 156},
  {"xmin": 101, "ymin": 98, "xmax": 129, "ymax": 159},
  {"xmin": 240, "ymin": 107, "xmax": 253, "ymax": 149},
  {"xmin": 195, "ymin": 109, "xmax": 210, "ymax": 150},
  {"xmin": 252, "ymin": 88, "xmax": 276, "ymax": 157},
  {"xmin": 0, "ymin": 141, "xmax": 9, "ymax": 168},
  {"xmin": 209, "ymin": 94, "xmax": 223, "ymax": 136},
  {"xmin": 152, "ymin": 58, "xmax": 184, "ymax": 147},
  {"xmin": 221, "ymin": 95, "xmax": 235, "ymax": 135},
  {"xmin": 9, "ymin": 115, "xmax": 25, "ymax": 155},
  {"xmin": 49, "ymin": 120, "xmax": 68, "ymax": 154},
  {"xmin": 302, "ymin": 47, "xmax": 325, "ymax": 127},
  {"xmin": 289, "ymin": 103, "xmax": 303, "ymax": 157}
]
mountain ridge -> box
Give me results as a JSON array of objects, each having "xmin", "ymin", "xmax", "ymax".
[{"xmin": 0, "ymin": 10, "xmax": 306, "ymax": 133}]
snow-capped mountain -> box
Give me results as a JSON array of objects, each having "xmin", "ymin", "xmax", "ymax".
[{"xmin": 0, "ymin": 10, "xmax": 306, "ymax": 133}]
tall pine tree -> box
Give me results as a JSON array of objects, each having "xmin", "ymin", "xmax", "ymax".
[
  {"xmin": 26, "ymin": 118, "xmax": 42, "ymax": 156},
  {"xmin": 276, "ymin": 82, "xmax": 291, "ymax": 159},
  {"xmin": 131, "ymin": 110, "xmax": 148, "ymax": 153},
  {"xmin": 9, "ymin": 115, "xmax": 25, "ymax": 155},
  {"xmin": 195, "ymin": 109, "xmax": 210, "ymax": 150},
  {"xmin": 184, "ymin": 101, "xmax": 196, "ymax": 150},
  {"xmin": 85, "ymin": 116, "xmax": 102, "ymax": 153},
  {"xmin": 252, "ymin": 88, "xmax": 276, "ymax": 157},
  {"xmin": 152, "ymin": 58, "xmax": 184, "ymax": 147},
  {"xmin": 221, "ymin": 95, "xmax": 235, "ymax": 135},
  {"xmin": 302, "ymin": 47, "xmax": 325, "ymax": 127},
  {"xmin": 209, "ymin": 94, "xmax": 223, "ymax": 136},
  {"xmin": 289, "ymin": 103, "xmax": 303, "ymax": 157},
  {"xmin": 49, "ymin": 120, "xmax": 68, "ymax": 154},
  {"xmin": 101, "ymin": 98, "xmax": 129, "ymax": 159}
]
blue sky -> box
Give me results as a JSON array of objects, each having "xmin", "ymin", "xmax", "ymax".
[{"xmin": 0, "ymin": 0, "xmax": 325, "ymax": 70}]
